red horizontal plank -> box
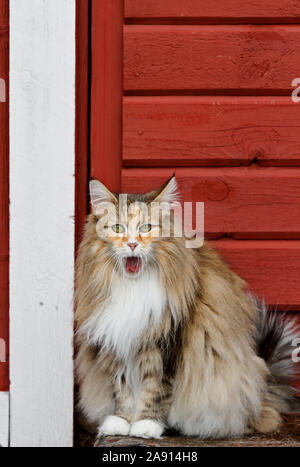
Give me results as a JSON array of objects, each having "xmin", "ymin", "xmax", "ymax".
[
  {"xmin": 123, "ymin": 96, "xmax": 300, "ymax": 166},
  {"xmin": 121, "ymin": 167, "xmax": 300, "ymax": 239},
  {"xmin": 124, "ymin": 25, "xmax": 300, "ymax": 91},
  {"xmin": 125, "ymin": 1, "xmax": 300, "ymax": 21},
  {"xmin": 211, "ymin": 239, "xmax": 300, "ymax": 309},
  {"xmin": 0, "ymin": 0, "xmax": 8, "ymax": 31}
]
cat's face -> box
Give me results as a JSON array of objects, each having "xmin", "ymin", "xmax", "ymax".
[{"xmin": 90, "ymin": 177, "xmax": 179, "ymax": 278}]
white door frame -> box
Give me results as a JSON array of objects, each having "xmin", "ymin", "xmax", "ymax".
[
  {"xmin": 0, "ymin": 392, "xmax": 9, "ymax": 447},
  {"xmin": 9, "ymin": 0, "xmax": 76, "ymax": 447}
]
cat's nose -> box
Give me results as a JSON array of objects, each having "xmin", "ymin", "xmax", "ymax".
[{"xmin": 128, "ymin": 242, "xmax": 138, "ymax": 252}]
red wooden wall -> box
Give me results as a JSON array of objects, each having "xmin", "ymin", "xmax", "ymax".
[
  {"xmin": 81, "ymin": 1, "xmax": 300, "ymax": 388},
  {"xmin": 0, "ymin": 0, "xmax": 9, "ymax": 391},
  {"xmin": 88, "ymin": 1, "xmax": 300, "ymax": 311}
]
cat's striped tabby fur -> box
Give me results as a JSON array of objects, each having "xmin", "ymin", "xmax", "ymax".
[{"xmin": 75, "ymin": 177, "xmax": 299, "ymax": 443}]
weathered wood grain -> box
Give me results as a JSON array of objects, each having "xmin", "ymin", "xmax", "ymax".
[
  {"xmin": 122, "ymin": 167, "xmax": 300, "ymax": 239},
  {"xmin": 212, "ymin": 239, "xmax": 300, "ymax": 310},
  {"xmin": 124, "ymin": 25, "xmax": 300, "ymax": 91},
  {"xmin": 123, "ymin": 96, "xmax": 300, "ymax": 166},
  {"xmin": 125, "ymin": 0, "xmax": 300, "ymax": 21},
  {"xmin": 78, "ymin": 414, "xmax": 300, "ymax": 446},
  {"xmin": 0, "ymin": 0, "xmax": 9, "ymax": 392},
  {"xmin": 10, "ymin": 0, "xmax": 75, "ymax": 447}
]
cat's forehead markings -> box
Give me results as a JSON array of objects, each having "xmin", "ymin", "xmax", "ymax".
[{"xmin": 129, "ymin": 203, "xmax": 142, "ymax": 216}]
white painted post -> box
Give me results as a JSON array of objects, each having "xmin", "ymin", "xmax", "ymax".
[
  {"xmin": 0, "ymin": 392, "xmax": 9, "ymax": 447},
  {"xmin": 9, "ymin": 0, "xmax": 75, "ymax": 447}
]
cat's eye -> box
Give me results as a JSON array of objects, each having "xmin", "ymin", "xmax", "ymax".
[
  {"xmin": 111, "ymin": 224, "xmax": 125, "ymax": 234},
  {"xmin": 139, "ymin": 224, "xmax": 152, "ymax": 234}
]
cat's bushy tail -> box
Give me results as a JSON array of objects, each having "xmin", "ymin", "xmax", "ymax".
[{"xmin": 253, "ymin": 297, "xmax": 300, "ymax": 413}]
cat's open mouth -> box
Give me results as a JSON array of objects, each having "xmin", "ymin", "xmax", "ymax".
[{"xmin": 125, "ymin": 256, "xmax": 142, "ymax": 274}]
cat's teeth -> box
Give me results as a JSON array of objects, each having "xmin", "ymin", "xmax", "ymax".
[{"xmin": 125, "ymin": 256, "xmax": 142, "ymax": 274}]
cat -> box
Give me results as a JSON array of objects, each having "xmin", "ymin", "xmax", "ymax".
[{"xmin": 75, "ymin": 176, "xmax": 300, "ymax": 444}]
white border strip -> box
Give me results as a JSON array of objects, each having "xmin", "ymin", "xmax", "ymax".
[
  {"xmin": 10, "ymin": 0, "xmax": 75, "ymax": 447},
  {"xmin": 0, "ymin": 392, "xmax": 9, "ymax": 447}
]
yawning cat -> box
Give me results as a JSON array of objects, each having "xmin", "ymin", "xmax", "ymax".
[{"xmin": 75, "ymin": 176, "xmax": 299, "ymax": 444}]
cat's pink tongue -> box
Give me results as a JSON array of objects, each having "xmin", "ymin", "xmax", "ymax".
[{"xmin": 125, "ymin": 257, "xmax": 142, "ymax": 274}]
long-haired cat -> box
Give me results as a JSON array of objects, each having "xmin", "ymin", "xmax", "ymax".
[{"xmin": 75, "ymin": 176, "xmax": 299, "ymax": 443}]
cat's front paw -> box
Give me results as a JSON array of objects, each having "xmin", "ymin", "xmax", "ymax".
[
  {"xmin": 130, "ymin": 419, "xmax": 164, "ymax": 439},
  {"xmin": 99, "ymin": 415, "xmax": 131, "ymax": 437}
]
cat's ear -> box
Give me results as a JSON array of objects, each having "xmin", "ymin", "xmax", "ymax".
[
  {"xmin": 89, "ymin": 179, "xmax": 117, "ymax": 213},
  {"xmin": 153, "ymin": 176, "xmax": 180, "ymax": 205}
]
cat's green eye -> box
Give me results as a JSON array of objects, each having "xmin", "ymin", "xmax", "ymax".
[
  {"xmin": 112, "ymin": 224, "xmax": 125, "ymax": 234},
  {"xmin": 139, "ymin": 224, "xmax": 152, "ymax": 234}
]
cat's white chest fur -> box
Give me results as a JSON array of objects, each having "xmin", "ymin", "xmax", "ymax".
[{"xmin": 83, "ymin": 270, "xmax": 166, "ymax": 361}]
